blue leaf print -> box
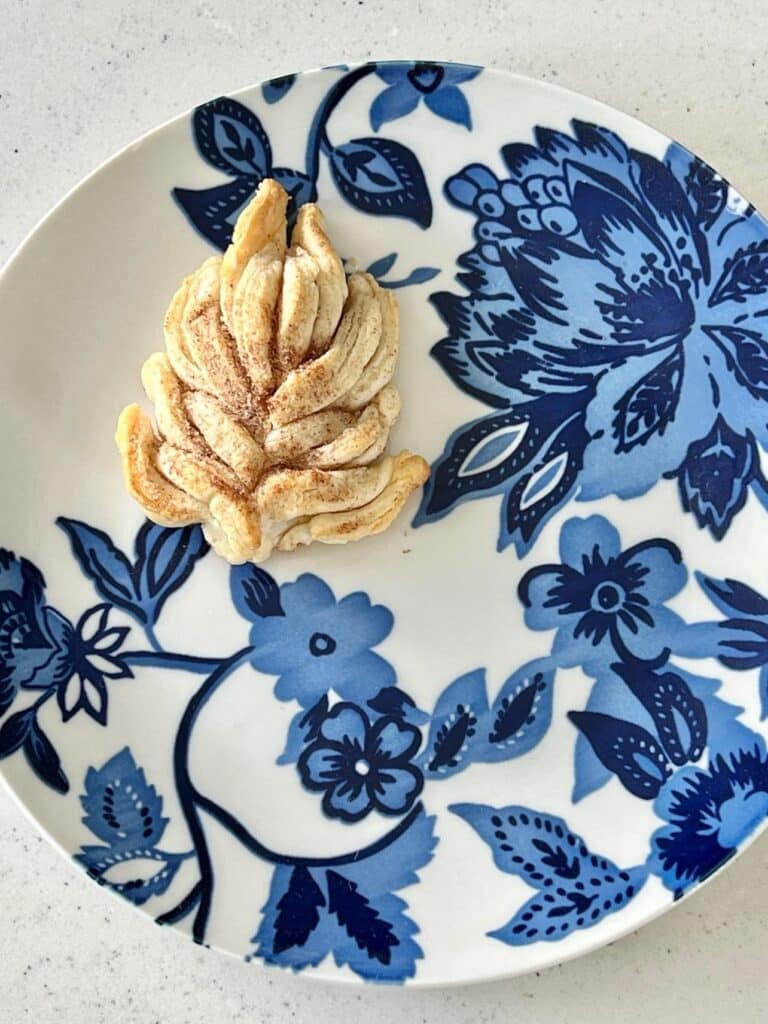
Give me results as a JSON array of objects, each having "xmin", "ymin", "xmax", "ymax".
[
  {"xmin": 680, "ymin": 154, "xmax": 727, "ymax": 231},
  {"xmin": 273, "ymin": 865, "xmax": 326, "ymax": 953},
  {"xmin": 709, "ymin": 241, "xmax": 768, "ymax": 306},
  {"xmin": 133, "ymin": 523, "xmax": 209, "ymax": 624},
  {"xmin": 76, "ymin": 846, "xmax": 189, "ymax": 906},
  {"xmin": 262, "ymin": 74, "xmax": 297, "ymax": 104},
  {"xmin": 252, "ymin": 812, "xmax": 436, "ymax": 981},
  {"xmin": 569, "ymin": 711, "xmax": 672, "ymax": 799},
  {"xmin": 451, "ymin": 803, "xmax": 647, "ymax": 945},
  {"xmin": 612, "ymin": 660, "xmax": 707, "ymax": 766},
  {"xmin": 230, "ymin": 563, "xmax": 284, "ymax": 620},
  {"xmin": 329, "ymin": 137, "xmax": 432, "ymax": 228},
  {"xmin": 56, "ymin": 518, "xmax": 142, "ymax": 621},
  {"xmin": 612, "ymin": 348, "xmax": 684, "ymax": 453},
  {"xmin": 173, "ymin": 176, "xmax": 260, "ymax": 251},
  {"xmin": 697, "ymin": 572, "xmax": 768, "ymax": 618},
  {"xmin": 326, "ymin": 870, "xmax": 399, "ymax": 965},
  {"xmin": 366, "ymin": 252, "xmax": 398, "ymax": 278},
  {"xmin": 0, "ymin": 708, "xmax": 32, "ymax": 758},
  {"xmin": 24, "ymin": 718, "xmax": 68, "ymax": 793},
  {"xmin": 481, "ymin": 662, "xmax": 554, "ymax": 760},
  {"xmin": 192, "ymin": 97, "xmax": 272, "ymax": 176},
  {"xmin": 420, "ymin": 669, "xmax": 488, "ymax": 778},
  {"xmin": 80, "ymin": 747, "xmax": 167, "ymax": 849},
  {"xmin": 387, "ymin": 266, "xmax": 440, "ymax": 288}
]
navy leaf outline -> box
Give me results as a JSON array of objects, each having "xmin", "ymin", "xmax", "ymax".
[
  {"xmin": 133, "ymin": 523, "xmax": 210, "ymax": 621},
  {"xmin": 329, "ymin": 136, "xmax": 433, "ymax": 228},
  {"xmin": 24, "ymin": 718, "xmax": 68, "ymax": 793},
  {"xmin": 569, "ymin": 710, "xmax": 672, "ymax": 799},
  {"xmin": 56, "ymin": 517, "xmax": 142, "ymax": 620},
  {"xmin": 192, "ymin": 97, "xmax": 272, "ymax": 176},
  {"xmin": 230, "ymin": 563, "xmax": 284, "ymax": 619},
  {"xmin": 612, "ymin": 347, "xmax": 684, "ymax": 454}
]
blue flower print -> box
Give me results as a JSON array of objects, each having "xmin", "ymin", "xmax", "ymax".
[
  {"xmin": 370, "ymin": 63, "xmax": 481, "ymax": 132},
  {"xmin": 518, "ymin": 516, "xmax": 686, "ymax": 667},
  {"xmin": 651, "ymin": 744, "xmax": 768, "ymax": 895},
  {"xmin": 246, "ymin": 574, "xmax": 396, "ymax": 708},
  {"xmin": 0, "ymin": 549, "xmax": 73, "ymax": 713},
  {"xmin": 53, "ymin": 605, "xmax": 132, "ymax": 724},
  {"xmin": 418, "ymin": 121, "xmax": 768, "ymax": 553},
  {"xmin": 298, "ymin": 703, "xmax": 423, "ymax": 823}
]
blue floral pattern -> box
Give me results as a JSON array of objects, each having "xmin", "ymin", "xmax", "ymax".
[
  {"xmin": 298, "ymin": 703, "xmax": 423, "ymax": 822},
  {"xmin": 5, "ymin": 503, "xmax": 768, "ymax": 975},
  {"xmin": 173, "ymin": 62, "xmax": 480, "ymax": 260},
  {"xmin": 651, "ymin": 743, "xmax": 768, "ymax": 896},
  {"xmin": 416, "ymin": 121, "xmax": 768, "ymax": 553},
  {"xmin": 233, "ymin": 571, "xmax": 395, "ymax": 708},
  {"xmin": 9, "ymin": 68, "xmax": 768, "ymax": 981},
  {"xmin": 370, "ymin": 63, "xmax": 481, "ymax": 131}
]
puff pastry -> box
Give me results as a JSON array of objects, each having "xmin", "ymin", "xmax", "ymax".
[{"xmin": 116, "ymin": 179, "xmax": 429, "ymax": 563}]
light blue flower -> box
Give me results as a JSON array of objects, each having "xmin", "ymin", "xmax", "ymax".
[
  {"xmin": 419, "ymin": 119, "xmax": 768, "ymax": 553},
  {"xmin": 247, "ymin": 574, "xmax": 396, "ymax": 708},
  {"xmin": 518, "ymin": 515, "xmax": 687, "ymax": 667},
  {"xmin": 298, "ymin": 703, "xmax": 423, "ymax": 822},
  {"xmin": 651, "ymin": 744, "xmax": 768, "ymax": 894},
  {"xmin": 370, "ymin": 62, "xmax": 481, "ymax": 131}
]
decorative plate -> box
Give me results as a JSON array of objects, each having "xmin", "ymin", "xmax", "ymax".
[{"xmin": 3, "ymin": 61, "xmax": 768, "ymax": 987}]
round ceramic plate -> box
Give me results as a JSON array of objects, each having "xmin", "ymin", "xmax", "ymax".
[{"xmin": 3, "ymin": 61, "xmax": 768, "ymax": 987}]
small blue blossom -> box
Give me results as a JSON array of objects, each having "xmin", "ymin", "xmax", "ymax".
[
  {"xmin": 55, "ymin": 605, "xmax": 132, "ymax": 724},
  {"xmin": 518, "ymin": 515, "xmax": 687, "ymax": 666},
  {"xmin": 371, "ymin": 62, "xmax": 481, "ymax": 132},
  {"xmin": 247, "ymin": 574, "xmax": 396, "ymax": 708},
  {"xmin": 652, "ymin": 746, "xmax": 768, "ymax": 894},
  {"xmin": 298, "ymin": 703, "xmax": 423, "ymax": 822}
]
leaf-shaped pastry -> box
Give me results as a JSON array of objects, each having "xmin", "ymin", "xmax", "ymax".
[{"xmin": 116, "ymin": 179, "xmax": 429, "ymax": 563}]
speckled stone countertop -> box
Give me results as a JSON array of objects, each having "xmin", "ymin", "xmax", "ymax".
[{"xmin": 2, "ymin": 1, "xmax": 768, "ymax": 1020}]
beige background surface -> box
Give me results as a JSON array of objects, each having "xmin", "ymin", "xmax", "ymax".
[{"xmin": 1, "ymin": 0, "xmax": 767, "ymax": 1019}]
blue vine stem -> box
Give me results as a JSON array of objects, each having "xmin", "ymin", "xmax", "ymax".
[
  {"xmin": 153, "ymin": 641, "xmax": 425, "ymax": 942},
  {"xmin": 304, "ymin": 63, "xmax": 376, "ymax": 185}
]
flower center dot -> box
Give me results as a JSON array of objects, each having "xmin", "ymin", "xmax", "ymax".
[
  {"xmin": 592, "ymin": 582, "xmax": 624, "ymax": 612},
  {"xmin": 354, "ymin": 759, "xmax": 371, "ymax": 777},
  {"xmin": 309, "ymin": 632, "xmax": 336, "ymax": 657}
]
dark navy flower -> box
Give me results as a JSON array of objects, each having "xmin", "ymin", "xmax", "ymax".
[
  {"xmin": 419, "ymin": 120, "xmax": 768, "ymax": 553},
  {"xmin": 298, "ymin": 703, "xmax": 423, "ymax": 822},
  {"xmin": 247, "ymin": 574, "xmax": 396, "ymax": 708},
  {"xmin": 371, "ymin": 62, "xmax": 481, "ymax": 131},
  {"xmin": 0, "ymin": 549, "xmax": 72, "ymax": 714},
  {"xmin": 53, "ymin": 605, "xmax": 132, "ymax": 724},
  {"xmin": 519, "ymin": 516, "xmax": 686, "ymax": 665},
  {"xmin": 652, "ymin": 745, "xmax": 768, "ymax": 893}
]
